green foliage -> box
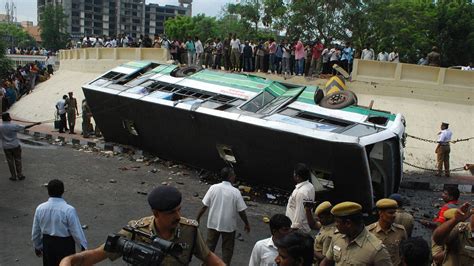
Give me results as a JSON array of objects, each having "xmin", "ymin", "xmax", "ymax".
[
  {"xmin": 0, "ymin": 23, "xmax": 36, "ymax": 48},
  {"xmin": 39, "ymin": 4, "xmax": 69, "ymax": 51},
  {"xmin": 0, "ymin": 40, "xmax": 13, "ymax": 79},
  {"xmin": 435, "ymin": 1, "xmax": 474, "ymax": 66},
  {"xmin": 166, "ymin": 0, "xmax": 473, "ymax": 65},
  {"xmin": 165, "ymin": 14, "xmax": 218, "ymax": 42}
]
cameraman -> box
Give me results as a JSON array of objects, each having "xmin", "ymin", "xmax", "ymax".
[{"xmin": 60, "ymin": 186, "xmax": 225, "ymax": 266}]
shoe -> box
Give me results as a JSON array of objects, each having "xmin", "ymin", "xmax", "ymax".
[
  {"xmin": 434, "ymin": 173, "xmax": 441, "ymax": 177},
  {"xmin": 59, "ymin": 130, "xmax": 65, "ymax": 133},
  {"xmin": 9, "ymin": 177, "xmax": 17, "ymax": 181},
  {"xmin": 445, "ymin": 174, "xmax": 450, "ymax": 177},
  {"xmin": 18, "ymin": 175, "xmax": 25, "ymax": 180},
  {"xmin": 69, "ymin": 132, "xmax": 76, "ymax": 134}
]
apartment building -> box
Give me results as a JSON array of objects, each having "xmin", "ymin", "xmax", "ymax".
[{"xmin": 38, "ymin": 0, "xmax": 191, "ymax": 39}]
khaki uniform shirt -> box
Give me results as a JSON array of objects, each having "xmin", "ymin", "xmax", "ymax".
[
  {"xmin": 314, "ymin": 223, "xmax": 338, "ymax": 264},
  {"xmin": 431, "ymin": 236, "xmax": 445, "ymax": 266},
  {"xmin": 326, "ymin": 227, "xmax": 393, "ymax": 265},
  {"xmin": 367, "ymin": 222, "xmax": 407, "ymax": 266},
  {"xmin": 65, "ymin": 97, "xmax": 77, "ymax": 113},
  {"xmin": 105, "ymin": 216, "xmax": 210, "ymax": 265},
  {"xmin": 394, "ymin": 209, "xmax": 414, "ymax": 237},
  {"xmin": 443, "ymin": 222, "xmax": 474, "ymax": 266}
]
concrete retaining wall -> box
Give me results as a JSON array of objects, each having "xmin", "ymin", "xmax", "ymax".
[
  {"xmin": 352, "ymin": 59, "xmax": 473, "ymax": 105},
  {"xmin": 59, "ymin": 48, "xmax": 169, "ymax": 73}
]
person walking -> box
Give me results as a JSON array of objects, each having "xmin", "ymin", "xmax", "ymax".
[
  {"xmin": 313, "ymin": 201, "xmax": 338, "ymax": 265},
  {"xmin": 65, "ymin": 92, "xmax": 79, "ymax": 134},
  {"xmin": 389, "ymin": 193, "xmax": 414, "ymax": 237},
  {"xmin": 56, "ymin": 95, "xmax": 68, "ymax": 133},
  {"xmin": 32, "ymin": 179, "xmax": 88, "ymax": 266},
  {"xmin": 194, "ymin": 36, "xmax": 203, "ymax": 66},
  {"xmin": 436, "ymin": 122, "xmax": 452, "ymax": 177},
  {"xmin": 249, "ymin": 214, "xmax": 291, "ymax": 266},
  {"xmin": 361, "ymin": 43, "xmax": 375, "ymax": 60},
  {"xmin": 185, "ymin": 36, "xmax": 196, "ymax": 66},
  {"xmin": 433, "ymin": 202, "xmax": 474, "ymax": 265},
  {"xmin": 321, "ymin": 202, "xmax": 393, "ymax": 266},
  {"xmin": 420, "ymin": 186, "xmax": 459, "ymax": 228},
  {"xmin": 0, "ymin": 113, "xmax": 40, "ymax": 181},
  {"xmin": 196, "ymin": 167, "xmax": 250, "ymax": 265},
  {"xmin": 60, "ymin": 186, "xmax": 225, "ymax": 266},
  {"xmin": 427, "ymin": 46, "xmax": 441, "ymax": 67},
  {"xmin": 294, "ymin": 38, "xmax": 305, "ymax": 76},
  {"xmin": 213, "ymin": 38, "xmax": 223, "ymax": 70},
  {"xmin": 367, "ymin": 199, "xmax": 407, "ymax": 265},
  {"xmin": 81, "ymin": 99, "xmax": 92, "ymax": 138},
  {"xmin": 230, "ymin": 34, "xmax": 241, "ymax": 72},
  {"xmin": 285, "ymin": 163, "xmax": 315, "ymax": 233}
]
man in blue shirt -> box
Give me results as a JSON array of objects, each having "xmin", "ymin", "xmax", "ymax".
[
  {"xmin": 32, "ymin": 179, "xmax": 88, "ymax": 266},
  {"xmin": 0, "ymin": 112, "xmax": 40, "ymax": 181}
]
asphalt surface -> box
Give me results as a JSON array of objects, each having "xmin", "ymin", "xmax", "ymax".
[
  {"xmin": 0, "ymin": 134, "xmax": 285, "ymax": 266},
  {"xmin": 1, "ymin": 134, "xmax": 474, "ymax": 266}
]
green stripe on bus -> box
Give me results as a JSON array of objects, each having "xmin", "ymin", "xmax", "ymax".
[{"xmin": 343, "ymin": 106, "xmax": 396, "ymax": 121}]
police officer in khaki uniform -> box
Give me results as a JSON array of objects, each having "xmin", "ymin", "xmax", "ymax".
[
  {"xmin": 390, "ymin": 193, "xmax": 414, "ymax": 237},
  {"xmin": 367, "ymin": 199, "xmax": 407, "ymax": 265},
  {"xmin": 431, "ymin": 208, "xmax": 456, "ymax": 266},
  {"xmin": 314, "ymin": 201, "xmax": 338, "ymax": 264},
  {"xmin": 59, "ymin": 186, "xmax": 225, "ymax": 266},
  {"xmin": 433, "ymin": 202, "xmax": 474, "ymax": 266},
  {"xmin": 65, "ymin": 92, "xmax": 79, "ymax": 134},
  {"xmin": 320, "ymin": 201, "xmax": 393, "ymax": 266}
]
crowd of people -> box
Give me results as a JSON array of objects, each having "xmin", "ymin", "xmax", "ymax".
[
  {"xmin": 0, "ymin": 60, "xmax": 54, "ymax": 113},
  {"xmin": 6, "ymin": 46, "xmax": 54, "ymax": 56},
  {"xmin": 11, "ymin": 160, "xmax": 470, "ymax": 266},
  {"xmin": 67, "ymin": 33, "xmax": 474, "ymax": 78}
]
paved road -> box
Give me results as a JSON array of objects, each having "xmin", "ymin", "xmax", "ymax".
[
  {"xmin": 0, "ymin": 134, "xmax": 285, "ymax": 266},
  {"xmin": 1, "ymin": 134, "xmax": 473, "ymax": 265}
]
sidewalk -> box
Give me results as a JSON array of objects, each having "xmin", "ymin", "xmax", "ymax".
[{"xmin": 402, "ymin": 172, "xmax": 474, "ymax": 193}]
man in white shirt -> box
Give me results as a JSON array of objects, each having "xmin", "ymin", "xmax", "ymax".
[
  {"xmin": 249, "ymin": 214, "xmax": 291, "ymax": 266},
  {"xmin": 197, "ymin": 167, "xmax": 250, "ymax": 265},
  {"xmin": 56, "ymin": 95, "xmax": 68, "ymax": 133},
  {"xmin": 377, "ymin": 51, "xmax": 389, "ymax": 61},
  {"xmin": 361, "ymin": 43, "xmax": 375, "ymax": 60},
  {"xmin": 285, "ymin": 163, "xmax": 315, "ymax": 233},
  {"xmin": 0, "ymin": 113, "xmax": 40, "ymax": 181},
  {"xmin": 194, "ymin": 36, "xmax": 204, "ymax": 66},
  {"xmin": 436, "ymin": 122, "xmax": 453, "ymax": 177},
  {"xmin": 389, "ymin": 47, "xmax": 400, "ymax": 63},
  {"xmin": 32, "ymin": 179, "xmax": 87, "ymax": 266},
  {"xmin": 230, "ymin": 34, "xmax": 241, "ymax": 71}
]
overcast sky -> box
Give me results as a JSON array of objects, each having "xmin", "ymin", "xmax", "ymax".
[{"xmin": 2, "ymin": 0, "xmax": 235, "ymax": 25}]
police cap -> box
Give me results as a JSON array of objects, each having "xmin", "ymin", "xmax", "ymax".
[
  {"xmin": 147, "ymin": 185, "xmax": 182, "ymax": 211},
  {"xmin": 389, "ymin": 193, "xmax": 403, "ymax": 204},
  {"xmin": 331, "ymin": 202, "xmax": 362, "ymax": 217},
  {"xmin": 315, "ymin": 201, "xmax": 332, "ymax": 216},
  {"xmin": 376, "ymin": 198, "xmax": 398, "ymax": 210}
]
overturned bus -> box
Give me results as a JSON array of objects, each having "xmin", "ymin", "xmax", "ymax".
[{"xmin": 82, "ymin": 61, "xmax": 406, "ymax": 211}]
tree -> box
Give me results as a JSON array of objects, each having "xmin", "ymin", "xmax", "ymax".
[
  {"xmin": 39, "ymin": 4, "xmax": 68, "ymax": 51},
  {"xmin": 0, "ymin": 23, "xmax": 36, "ymax": 48},
  {"xmin": 165, "ymin": 14, "xmax": 218, "ymax": 42},
  {"xmin": 435, "ymin": 1, "xmax": 474, "ymax": 66},
  {"xmin": 284, "ymin": 0, "xmax": 362, "ymax": 44},
  {"xmin": 0, "ymin": 40, "xmax": 13, "ymax": 79}
]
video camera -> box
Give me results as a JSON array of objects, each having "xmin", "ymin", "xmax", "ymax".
[{"xmin": 104, "ymin": 226, "xmax": 182, "ymax": 266}]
